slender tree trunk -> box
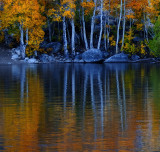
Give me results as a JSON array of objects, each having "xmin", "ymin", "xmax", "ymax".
[
  {"xmin": 107, "ymin": 0, "xmax": 111, "ymax": 50},
  {"xmin": 116, "ymin": 0, "xmax": 123, "ymax": 54},
  {"xmin": 97, "ymin": 0, "xmax": 103, "ymax": 50},
  {"xmin": 79, "ymin": 7, "xmax": 84, "ymax": 42},
  {"xmin": 63, "ymin": 16, "xmax": 68, "ymax": 57},
  {"xmin": 121, "ymin": 0, "xmax": 126, "ymax": 51},
  {"xmin": 19, "ymin": 23, "xmax": 25, "ymax": 59},
  {"xmin": 20, "ymin": 24, "xmax": 24, "ymax": 46},
  {"xmin": 82, "ymin": 0, "xmax": 89, "ymax": 50},
  {"xmin": 90, "ymin": 0, "xmax": 97, "ymax": 49},
  {"xmin": 71, "ymin": 18, "xmax": 75, "ymax": 56},
  {"xmin": 104, "ymin": 14, "xmax": 107, "ymax": 50},
  {"xmin": 26, "ymin": 28, "xmax": 28, "ymax": 45}
]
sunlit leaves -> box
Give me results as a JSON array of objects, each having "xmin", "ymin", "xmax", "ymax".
[
  {"xmin": 81, "ymin": 1, "xmax": 95, "ymax": 15},
  {"xmin": 0, "ymin": 0, "xmax": 46, "ymax": 56}
]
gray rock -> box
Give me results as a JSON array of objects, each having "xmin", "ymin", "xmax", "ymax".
[
  {"xmin": 24, "ymin": 57, "xmax": 29, "ymax": 61},
  {"xmin": 11, "ymin": 54, "xmax": 19, "ymax": 60},
  {"xmin": 27, "ymin": 58, "xmax": 38, "ymax": 64},
  {"xmin": 104, "ymin": 53, "xmax": 130, "ymax": 63},
  {"xmin": 64, "ymin": 58, "xmax": 72, "ymax": 63},
  {"xmin": 73, "ymin": 59, "xmax": 84, "ymax": 63},
  {"xmin": 41, "ymin": 42, "xmax": 62, "ymax": 54},
  {"xmin": 39, "ymin": 54, "xmax": 55, "ymax": 63},
  {"xmin": 12, "ymin": 47, "xmax": 21, "ymax": 56},
  {"xmin": 82, "ymin": 49, "xmax": 103, "ymax": 62},
  {"xmin": 131, "ymin": 55, "xmax": 140, "ymax": 61}
]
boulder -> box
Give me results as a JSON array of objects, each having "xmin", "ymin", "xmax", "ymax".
[
  {"xmin": 26, "ymin": 58, "xmax": 38, "ymax": 64},
  {"xmin": 63, "ymin": 58, "xmax": 72, "ymax": 63},
  {"xmin": 41, "ymin": 42, "xmax": 62, "ymax": 54},
  {"xmin": 104, "ymin": 53, "xmax": 130, "ymax": 63},
  {"xmin": 11, "ymin": 54, "xmax": 19, "ymax": 60},
  {"xmin": 39, "ymin": 54, "xmax": 55, "ymax": 63},
  {"xmin": 12, "ymin": 47, "xmax": 21, "ymax": 60},
  {"xmin": 82, "ymin": 49, "xmax": 103, "ymax": 62},
  {"xmin": 12, "ymin": 47, "xmax": 21, "ymax": 56}
]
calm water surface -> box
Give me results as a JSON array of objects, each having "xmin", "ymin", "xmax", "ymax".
[{"xmin": 0, "ymin": 63, "xmax": 160, "ymax": 152}]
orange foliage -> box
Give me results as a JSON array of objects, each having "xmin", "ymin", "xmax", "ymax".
[
  {"xmin": 81, "ymin": 1, "xmax": 95, "ymax": 15},
  {"xmin": 0, "ymin": 0, "xmax": 45, "ymax": 55}
]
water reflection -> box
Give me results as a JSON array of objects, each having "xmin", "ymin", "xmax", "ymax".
[{"xmin": 0, "ymin": 63, "xmax": 160, "ymax": 151}]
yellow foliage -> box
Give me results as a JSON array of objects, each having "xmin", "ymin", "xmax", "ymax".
[
  {"xmin": 126, "ymin": 14, "xmax": 135, "ymax": 19},
  {"xmin": 0, "ymin": 31, "xmax": 4, "ymax": 43},
  {"xmin": 81, "ymin": 1, "xmax": 95, "ymax": 15},
  {"xmin": 0, "ymin": 0, "xmax": 46, "ymax": 56},
  {"xmin": 136, "ymin": 23, "xmax": 143, "ymax": 30},
  {"xmin": 140, "ymin": 42, "xmax": 146, "ymax": 55},
  {"xmin": 109, "ymin": 35, "xmax": 116, "ymax": 46},
  {"xmin": 60, "ymin": 0, "xmax": 76, "ymax": 19},
  {"xmin": 123, "ymin": 29, "xmax": 136, "ymax": 54},
  {"xmin": 48, "ymin": 8, "xmax": 61, "ymax": 21}
]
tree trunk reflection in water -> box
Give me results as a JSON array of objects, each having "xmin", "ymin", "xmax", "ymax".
[
  {"xmin": 98, "ymin": 72, "xmax": 104, "ymax": 138},
  {"xmin": 72, "ymin": 65, "xmax": 75, "ymax": 109},
  {"xmin": 83, "ymin": 70, "xmax": 88, "ymax": 117},
  {"xmin": 116, "ymin": 69, "xmax": 127, "ymax": 131},
  {"xmin": 145, "ymin": 77, "xmax": 152, "ymax": 151},
  {"xmin": 90, "ymin": 71, "xmax": 97, "ymax": 141},
  {"xmin": 121, "ymin": 71, "xmax": 127, "ymax": 130},
  {"xmin": 20, "ymin": 65, "xmax": 26, "ymax": 103},
  {"xmin": 63, "ymin": 65, "xmax": 69, "ymax": 111}
]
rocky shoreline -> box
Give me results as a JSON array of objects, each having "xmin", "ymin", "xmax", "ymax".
[{"xmin": 0, "ymin": 46, "xmax": 160, "ymax": 64}]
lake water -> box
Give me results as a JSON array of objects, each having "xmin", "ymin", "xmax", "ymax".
[{"xmin": 0, "ymin": 63, "xmax": 160, "ymax": 151}]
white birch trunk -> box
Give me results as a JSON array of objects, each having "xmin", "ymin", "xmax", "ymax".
[
  {"xmin": 26, "ymin": 28, "xmax": 28, "ymax": 45},
  {"xmin": 82, "ymin": 0, "xmax": 89, "ymax": 50},
  {"xmin": 107, "ymin": 0, "xmax": 111, "ymax": 50},
  {"xmin": 19, "ymin": 23, "xmax": 25, "ymax": 59},
  {"xmin": 97, "ymin": 0, "xmax": 103, "ymax": 50},
  {"xmin": 63, "ymin": 16, "xmax": 68, "ymax": 57},
  {"xmin": 71, "ymin": 18, "xmax": 75, "ymax": 56},
  {"xmin": 116, "ymin": 0, "xmax": 123, "ymax": 54},
  {"xmin": 104, "ymin": 15, "xmax": 107, "ymax": 50},
  {"xmin": 90, "ymin": 0, "xmax": 97, "ymax": 49},
  {"xmin": 19, "ymin": 24, "xmax": 24, "ymax": 46},
  {"xmin": 121, "ymin": 0, "xmax": 126, "ymax": 51}
]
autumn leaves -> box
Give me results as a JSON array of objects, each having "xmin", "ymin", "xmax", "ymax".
[
  {"xmin": 0, "ymin": 0, "xmax": 160, "ymax": 57},
  {"xmin": 0, "ymin": 0, "xmax": 45, "ymax": 57}
]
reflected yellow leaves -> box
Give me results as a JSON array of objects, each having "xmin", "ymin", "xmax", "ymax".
[
  {"xmin": 0, "ymin": 64, "xmax": 160, "ymax": 151},
  {"xmin": 1, "ymin": 67, "xmax": 44, "ymax": 152}
]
